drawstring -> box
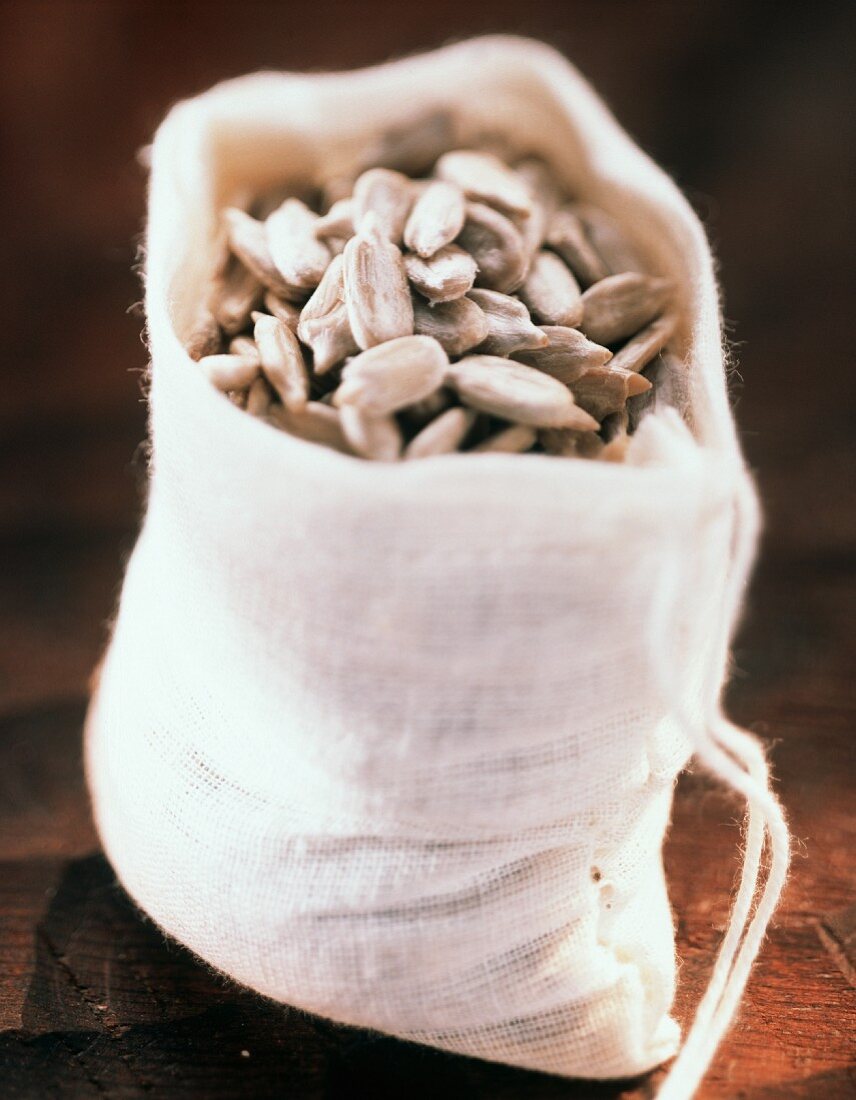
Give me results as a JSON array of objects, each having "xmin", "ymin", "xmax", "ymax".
[{"xmin": 653, "ymin": 470, "xmax": 790, "ymax": 1100}]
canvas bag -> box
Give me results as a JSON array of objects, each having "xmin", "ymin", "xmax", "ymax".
[{"xmin": 85, "ymin": 37, "xmax": 789, "ymax": 1098}]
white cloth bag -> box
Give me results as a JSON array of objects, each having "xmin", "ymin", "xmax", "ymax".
[{"xmin": 85, "ymin": 37, "xmax": 788, "ymax": 1097}]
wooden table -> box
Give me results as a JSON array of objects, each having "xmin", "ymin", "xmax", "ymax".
[{"xmin": 1, "ymin": 2, "xmax": 853, "ymax": 1095}]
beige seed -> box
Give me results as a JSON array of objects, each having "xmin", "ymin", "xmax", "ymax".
[
  {"xmin": 228, "ymin": 335, "xmax": 260, "ymax": 363},
  {"xmin": 467, "ymin": 289, "xmax": 547, "ymax": 357},
  {"xmin": 252, "ymin": 311, "xmax": 309, "ymax": 412},
  {"xmin": 263, "ymin": 291, "xmax": 301, "ymax": 331},
  {"xmin": 580, "ymin": 273, "xmax": 672, "ymax": 345},
  {"xmin": 300, "ymin": 254, "xmax": 346, "ymax": 324},
  {"xmin": 245, "ymin": 375, "xmax": 273, "ymax": 417},
  {"xmin": 539, "ymin": 428, "xmax": 605, "ymax": 459},
  {"xmin": 572, "ymin": 203, "xmax": 644, "ymax": 274},
  {"xmin": 352, "ymin": 167, "xmax": 414, "ymax": 244},
  {"xmin": 546, "ymin": 208, "xmax": 609, "ymax": 286},
  {"xmin": 265, "ymin": 197, "xmax": 331, "ymax": 293},
  {"xmin": 405, "ymin": 244, "xmax": 477, "ymax": 303},
  {"xmin": 514, "ymin": 158, "xmax": 564, "ymax": 262},
  {"xmin": 517, "ymin": 198, "xmax": 548, "ymax": 266},
  {"xmin": 518, "ymin": 251, "xmax": 583, "ymax": 327},
  {"xmin": 343, "ymin": 213, "xmax": 414, "ymax": 348},
  {"xmin": 472, "ymin": 423, "xmax": 537, "ymax": 454},
  {"xmin": 627, "ymin": 351, "xmax": 689, "ymax": 431},
  {"xmin": 314, "ymin": 198, "xmax": 355, "ymax": 241},
  {"xmin": 609, "ymin": 311, "xmax": 680, "ymax": 373},
  {"xmin": 210, "ymin": 262, "xmax": 263, "ymax": 336},
  {"xmin": 568, "ymin": 365, "xmax": 652, "ymax": 421},
  {"xmin": 269, "ymin": 401, "xmax": 352, "ymax": 454},
  {"xmin": 223, "ymin": 207, "xmax": 297, "ymax": 299},
  {"xmin": 301, "ymin": 305, "xmax": 359, "ymax": 375},
  {"xmin": 514, "ymin": 326, "xmax": 613, "ymax": 385},
  {"xmin": 335, "ymin": 334, "xmax": 447, "ymax": 416},
  {"xmin": 198, "ymin": 353, "xmax": 259, "ymax": 392},
  {"xmin": 184, "ymin": 306, "xmax": 221, "ymax": 360},
  {"xmin": 404, "ymin": 406, "xmax": 476, "ymax": 459},
  {"xmin": 435, "ymin": 150, "xmax": 532, "ymax": 219},
  {"xmin": 297, "ymin": 255, "xmax": 358, "ymax": 373},
  {"xmin": 514, "ymin": 158, "xmax": 564, "ymax": 219},
  {"xmin": 457, "ymin": 202, "xmax": 527, "ymax": 294},
  {"xmin": 404, "ymin": 180, "xmax": 467, "ymax": 258},
  {"xmin": 445, "ymin": 356, "xmax": 598, "ymax": 430},
  {"xmin": 339, "ymin": 405, "xmax": 402, "ymax": 462},
  {"xmin": 413, "ymin": 296, "xmax": 489, "ymax": 356}
]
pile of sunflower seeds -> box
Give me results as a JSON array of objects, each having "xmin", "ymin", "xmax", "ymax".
[{"xmin": 187, "ymin": 123, "xmax": 678, "ymax": 462}]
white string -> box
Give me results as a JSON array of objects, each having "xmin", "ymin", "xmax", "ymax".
[{"xmin": 652, "ymin": 470, "xmax": 790, "ymax": 1100}]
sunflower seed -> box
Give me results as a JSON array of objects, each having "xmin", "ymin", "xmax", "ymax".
[
  {"xmin": 335, "ymin": 335, "xmax": 447, "ymax": 416},
  {"xmin": 466, "ymin": 289, "xmax": 547, "ymax": 357},
  {"xmin": 546, "ymin": 208, "xmax": 609, "ymax": 286},
  {"xmin": 198, "ymin": 353, "xmax": 259, "ymax": 392},
  {"xmin": 223, "ymin": 207, "xmax": 297, "ymax": 299},
  {"xmin": 314, "ymin": 198, "xmax": 355, "ymax": 241},
  {"xmin": 445, "ymin": 356, "xmax": 598, "ymax": 429},
  {"xmin": 580, "ymin": 273, "xmax": 672, "ymax": 345},
  {"xmin": 609, "ymin": 311, "xmax": 679, "ymax": 373},
  {"xmin": 472, "ymin": 423, "xmax": 537, "ymax": 453},
  {"xmin": 269, "ymin": 400, "xmax": 352, "ymax": 453},
  {"xmin": 457, "ymin": 202, "xmax": 527, "ymax": 294},
  {"xmin": 514, "ymin": 326, "xmax": 612, "ymax": 384},
  {"xmin": 539, "ymin": 428, "xmax": 605, "ymax": 458},
  {"xmin": 338, "ymin": 405, "xmax": 402, "ymax": 461},
  {"xmin": 514, "ymin": 158, "xmax": 564, "ymax": 261},
  {"xmin": 228, "ymin": 335, "xmax": 260, "ymax": 363},
  {"xmin": 352, "ymin": 168, "xmax": 414, "ymax": 244},
  {"xmin": 343, "ymin": 213, "xmax": 414, "ymax": 348},
  {"xmin": 300, "ymin": 254, "xmax": 345, "ymax": 324},
  {"xmin": 263, "ymin": 291, "xmax": 301, "ymax": 331},
  {"xmin": 404, "ymin": 406, "xmax": 476, "ymax": 459},
  {"xmin": 252, "ymin": 311, "xmax": 309, "ymax": 411},
  {"xmin": 518, "ymin": 251, "xmax": 583, "ymax": 327},
  {"xmin": 435, "ymin": 150, "xmax": 533, "ymax": 219},
  {"xmin": 412, "ymin": 296, "xmax": 489, "ymax": 356},
  {"xmin": 514, "ymin": 158, "xmax": 564, "ymax": 219},
  {"xmin": 404, "ymin": 180, "xmax": 466, "ymax": 258},
  {"xmin": 568, "ymin": 365, "xmax": 652, "ymax": 420},
  {"xmin": 405, "ymin": 244, "xmax": 477, "ymax": 303},
  {"xmin": 627, "ymin": 351, "xmax": 689, "ymax": 431},
  {"xmin": 184, "ymin": 306, "xmax": 222, "ymax": 360},
  {"xmin": 303, "ymin": 306, "xmax": 359, "ymax": 375},
  {"xmin": 298, "ymin": 257, "xmax": 358, "ymax": 374},
  {"xmin": 265, "ymin": 197, "xmax": 331, "ymax": 293},
  {"xmin": 572, "ymin": 203, "xmax": 645, "ymax": 274},
  {"xmin": 245, "ymin": 375, "xmax": 273, "ymax": 417},
  {"xmin": 211, "ymin": 261, "xmax": 263, "ymax": 335}
]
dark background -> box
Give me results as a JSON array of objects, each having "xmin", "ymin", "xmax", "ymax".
[{"xmin": 1, "ymin": 2, "xmax": 854, "ymax": 1097}]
